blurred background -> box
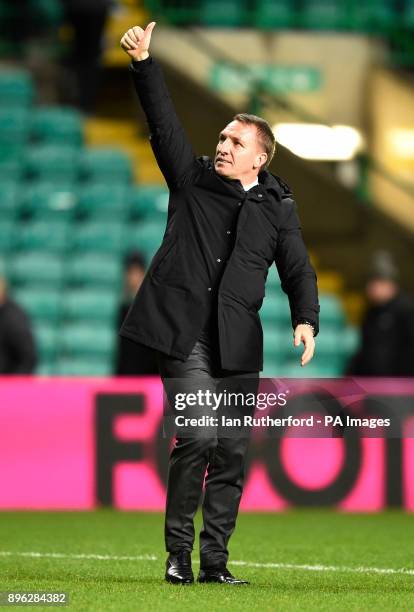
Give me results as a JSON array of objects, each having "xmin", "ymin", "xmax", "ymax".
[{"xmin": 1, "ymin": 0, "xmax": 414, "ymax": 379}]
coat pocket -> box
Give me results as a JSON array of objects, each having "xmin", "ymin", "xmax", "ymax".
[
  {"xmin": 150, "ymin": 240, "xmax": 177, "ymax": 281},
  {"xmin": 149, "ymin": 274, "xmax": 189, "ymax": 298}
]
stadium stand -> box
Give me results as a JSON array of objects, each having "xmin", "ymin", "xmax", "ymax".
[{"xmin": 0, "ymin": 5, "xmax": 364, "ymax": 377}]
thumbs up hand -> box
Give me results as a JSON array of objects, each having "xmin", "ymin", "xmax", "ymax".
[{"xmin": 120, "ymin": 22, "xmax": 156, "ymax": 61}]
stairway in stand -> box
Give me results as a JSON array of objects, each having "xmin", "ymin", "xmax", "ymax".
[{"xmin": 84, "ymin": 117, "xmax": 163, "ymax": 184}]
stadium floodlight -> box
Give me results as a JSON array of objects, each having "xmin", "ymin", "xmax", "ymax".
[{"xmin": 272, "ymin": 123, "xmax": 364, "ymax": 161}]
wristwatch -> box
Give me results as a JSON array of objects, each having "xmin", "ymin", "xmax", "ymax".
[{"xmin": 296, "ymin": 320, "xmax": 316, "ymax": 337}]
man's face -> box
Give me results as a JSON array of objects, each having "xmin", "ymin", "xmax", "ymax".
[
  {"xmin": 366, "ymin": 279, "xmax": 398, "ymax": 305},
  {"xmin": 125, "ymin": 265, "xmax": 145, "ymax": 295},
  {"xmin": 214, "ymin": 120, "xmax": 267, "ymax": 181}
]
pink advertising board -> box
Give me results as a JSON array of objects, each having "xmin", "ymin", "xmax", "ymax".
[{"xmin": 0, "ymin": 376, "xmax": 413, "ymax": 510}]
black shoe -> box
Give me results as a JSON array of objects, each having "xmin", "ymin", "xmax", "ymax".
[
  {"xmin": 197, "ymin": 567, "xmax": 249, "ymax": 585},
  {"xmin": 165, "ymin": 550, "xmax": 194, "ymax": 585}
]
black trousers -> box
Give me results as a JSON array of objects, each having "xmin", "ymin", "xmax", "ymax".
[{"xmin": 156, "ymin": 328, "xmax": 259, "ymax": 569}]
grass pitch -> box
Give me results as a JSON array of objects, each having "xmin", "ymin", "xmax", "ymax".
[{"xmin": 0, "ymin": 510, "xmax": 413, "ymax": 611}]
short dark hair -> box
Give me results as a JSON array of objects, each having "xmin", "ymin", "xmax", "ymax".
[
  {"xmin": 233, "ymin": 113, "xmax": 276, "ymax": 170},
  {"xmin": 123, "ymin": 249, "xmax": 146, "ymax": 271}
]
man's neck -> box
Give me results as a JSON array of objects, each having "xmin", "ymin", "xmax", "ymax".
[
  {"xmin": 241, "ymin": 176, "xmax": 259, "ymax": 191},
  {"xmin": 217, "ymin": 169, "xmax": 261, "ymax": 190}
]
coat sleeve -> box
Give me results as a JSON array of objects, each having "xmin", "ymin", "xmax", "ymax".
[
  {"xmin": 274, "ymin": 197, "xmax": 320, "ymax": 336},
  {"xmin": 129, "ymin": 57, "xmax": 196, "ymax": 189}
]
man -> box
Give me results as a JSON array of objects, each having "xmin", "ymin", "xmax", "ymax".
[
  {"xmin": 119, "ymin": 23, "xmax": 320, "ymax": 585},
  {"xmin": 347, "ymin": 250, "xmax": 414, "ymax": 376},
  {"xmin": 61, "ymin": 0, "xmax": 110, "ymax": 113},
  {"xmin": 0, "ymin": 272, "xmax": 37, "ymax": 374},
  {"xmin": 115, "ymin": 250, "xmax": 158, "ymax": 376}
]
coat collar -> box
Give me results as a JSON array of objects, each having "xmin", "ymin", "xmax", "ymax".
[
  {"xmin": 225, "ymin": 168, "xmax": 293, "ymax": 203},
  {"xmin": 258, "ymin": 169, "xmax": 293, "ymax": 200},
  {"xmin": 204, "ymin": 155, "xmax": 293, "ymax": 202}
]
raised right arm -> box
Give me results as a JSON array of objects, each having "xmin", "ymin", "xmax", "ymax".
[{"xmin": 120, "ymin": 24, "xmax": 196, "ymax": 189}]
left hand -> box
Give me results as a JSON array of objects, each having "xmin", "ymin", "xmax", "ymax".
[{"xmin": 293, "ymin": 324, "xmax": 315, "ymax": 367}]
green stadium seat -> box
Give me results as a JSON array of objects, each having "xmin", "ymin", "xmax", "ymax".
[
  {"xmin": 129, "ymin": 185, "xmax": 169, "ymax": 219},
  {"xmin": 266, "ymin": 267, "xmax": 284, "ymax": 294},
  {"xmin": 343, "ymin": 325, "xmax": 360, "ymax": 355},
  {"xmin": 0, "ymin": 182, "xmax": 19, "ymax": 219},
  {"xmin": 77, "ymin": 184, "xmax": 129, "ymax": 219},
  {"xmin": 126, "ymin": 221, "xmax": 166, "ymax": 259},
  {"xmin": 310, "ymin": 327, "xmax": 349, "ymax": 371},
  {"xmin": 14, "ymin": 220, "xmax": 69, "ymax": 252},
  {"xmin": 25, "ymin": 145, "xmax": 80, "ymax": 182},
  {"xmin": 36, "ymin": 359, "xmax": 55, "ymax": 376},
  {"xmin": 59, "ymin": 322, "xmax": 115, "ymax": 357},
  {"xmin": 200, "ymin": 0, "xmax": 247, "ymax": 26},
  {"xmin": 260, "ymin": 293, "xmax": 291, "ymax": 325},
  {"xmin": 318, "ymin": 354, "xmax": 348, "ymax": 373},
  {"xmin": 66, "ymin": 253, "xmax": 122, "ymax": 287},
  {"xmin": 0, "ymin": 0, "xmax": 15, "ymax": 21},
  {"xmin": 313, "ymin": 327, "xmax": 339, "ymax": 356},
  {"xmin": 266, "ymin": 284, "xmax": 284, "ymax": 299},
  {"xmin": 0, "ymin": 3, "xmax": 26, "ymax": 57},
  {"xmin": 277, "ymin": 360, "xmax": 343, "ymax": 377},
  {"xmin": 70, "ymin": 221, "xmax": 125, "ymax": 253},
  {"xmin": 0, "ymin": 70, "xmax": 33, "ymax": 108},
  {"xmin": 262, "ymin": 358, "xmax": 283, "ymax": 377},
  {"xmin": 0, "ymin": 143, "xmax": 23, "ymax": 180},
  {"xmin": 54, "ymin": 356, "xmax": 113, "ymax": 376},
  {"xmin": 159, "ymin": 0, "xmax": 200, "ymax": 24},
  {"xmin": 287, "ymin": 325, "xmax": 356, "ymax": 375},
  {"xmin": 8, "ymin": 252, "xmax": 64, "ymax": 285},
  {"xmin": 80, "ymin": 149, "xmax": 133, "ymax": 184},
  {"xmin": 403, "ymin": 0, "xmax": 414, "ymax": 27},
  {"xmin": 0, "ymin": 220, "xmax": 14, "ymax": 252},
  {"xmin": 62, "ymin": 289, "xmax": 118, "ymax": 322},
  {"xmin": 20, "ymin": 182, "xmax": 77, "ymax": 220},
  {"xmin": 263, "ymin": 357, "xmax": 312, "ymax": 377},
  {"xmin": 351, "ymin": 0, "xmax": 397, "ymax": 32},
  {"xmin": 263, "ymin": 321, "xmax": 353, "ymax": 378},
  {"xmin": 13, "ymin": 288, "xmax": 62, "ymax": 322},
  {"xmin": 33, "ymin": 322, "xmax": 59, "ymax": 359},
  {"xmin": 0, "ymin": 108, "xmax": 29, "ymax": 144},
  {"xmin": 253, "ymin": 0, "xmax": 296, "ymax": 29},
  {"xmin": 263, "ymin": 326, "xmax": 293, "ymax": 361},
  {"xmin": 31, "ymin": 107, "xmax": 83, "ymax": 146},
  {"xmin": 319, "ymin": 293, "xmax": 346, "ymax": 326},
  {"xmin": 301, "ymin": 1, "xmax": 350, "ymax": 30},
  {"xmin": 30, "ymin": 0, "xmax": 64, "ymax": 27}
]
